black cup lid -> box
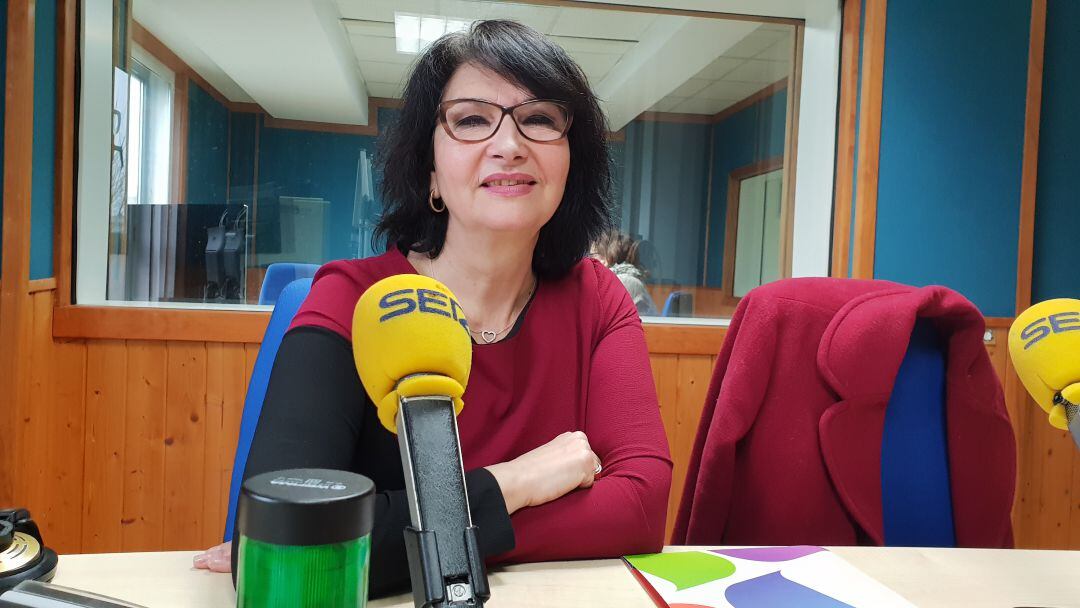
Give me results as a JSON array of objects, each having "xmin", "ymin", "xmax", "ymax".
[{"xmin": 238, "ymin": 468, "xmax": 375, "ymax": 546}]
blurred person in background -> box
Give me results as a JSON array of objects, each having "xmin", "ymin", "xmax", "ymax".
[{"xmin": 592, "ymin": 229, "xmax": 659, "ymax": 317}]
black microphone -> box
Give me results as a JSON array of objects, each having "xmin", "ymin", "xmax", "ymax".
[{"xmin": 352, "ymin": 274, "xmax": 488, "ymax": 608}]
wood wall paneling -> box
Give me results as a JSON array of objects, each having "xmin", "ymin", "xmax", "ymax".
[
  {"xmin": 121, "ymin": 340, "xmax": 168, "ymax": 551},
  {"xmin": 644, "ymin": 324, "xmax": 727, "ymax": 356},
  {"xmin": 55, "ymin": 0, "xmax": 77, "ymax": 305},
  {"xmin": 14, "ymin": 0, "xmax": 1075, "ymax": 562},
  {"xmin": 648, "ymin": 350, "xmax": 721, "ymax": 543},
  {"xmin": 1009, "ymin": 0, "xmax": 1055, "ymax": 550},
  {"xmin": 778, "ymin": 26, "xmax": 803, "ymax": 280},
  {"xmin": 203, "ymin": 343, "xmax": 226, "ymax": 545},
  {"xmin": 672, "ymin": 355, "xmax": 715, "ymax": 541},
  {"xmin": 49, "ymin": 332, "xmax": 89, "ymax": 550},
  {"xmin": 53, "ymin": 306, "xmax": 271, "ymax": 343},
  {"xmin": 1, "ymin": 0, "xmax": 37, "ymax": 507},
  {"xmin": 831, "ymin": 0, "xmax": 863, "ymax": 277},
  {"xmin": 162, "ymin": 341, "xmax": 208, "ymax": 549},
  {"xmin": 171, "ymin": 76, "xmax": 189, "ymax": 203},
  {"xmin": 649, "ymin": 354, "xmax": 679, "ymax": 541},
  {"xmin": 645, "ymin": 285, "xmax": 737, "ymax": 320},
  {"xmin": 17, "ymin": 292, "xmax": 51, "ymax": 539},
  {"xmin": 1071, "ymin": 440, "xmax": 1080, "ymax": 549},
  {"xmin": 82, "ymin": 340, "xmax": 129, "ymax": 552},
  {"xmin": 1016, "ymin": 0, "xmax": 1047, "ymax": 314},
  {"xmin": 13, "ymin": 295, "xmax": 1080, "ymax": 553},
  {"xmin": 851, "ymin": 0, "xmax": 888, "ymax": 279}
]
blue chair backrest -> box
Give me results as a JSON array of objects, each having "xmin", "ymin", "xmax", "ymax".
[
  {"xmin": 662, "ymin": 290, "xmax": 693, "ymax": 317},
  {"xmin": 881, "ymin": 318, "xmax": 957, "ymax": 547},
  {"xmin": 224, "ymin": 277, "xmax": 313, "ymax": 541},
  {"xmin": 258, "ymin": 263, "xmax": 320, "ymax": 305}
]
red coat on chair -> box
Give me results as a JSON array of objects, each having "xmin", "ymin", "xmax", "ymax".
[{"xmin": 672, "ymin": 278, "xmax": 1015, "ymax": 548}]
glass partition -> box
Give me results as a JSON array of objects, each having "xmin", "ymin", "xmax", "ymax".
[{"xmin": 78, "ymin": 0, "xmax": 807, "ymax": 320}]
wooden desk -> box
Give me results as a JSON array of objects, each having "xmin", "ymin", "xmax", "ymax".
[{"xmin": 50, "ymin": 547, "xmax": 1080, "ymax": 607}]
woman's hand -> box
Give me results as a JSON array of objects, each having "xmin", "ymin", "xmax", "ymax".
[
  {"xmin": 193, "ymin": 541, "xmax": 232, "ymax": 573},
  {"xmin": 485, "ymin": 431, "xmax": 601, "ymax": 515}
]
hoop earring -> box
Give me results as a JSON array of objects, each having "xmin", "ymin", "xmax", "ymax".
[{"xmin": 428, "ymin": 190, "xmax": 445, "ymax": 213}]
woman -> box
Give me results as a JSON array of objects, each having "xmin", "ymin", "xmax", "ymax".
[
  {"xmin": 592, "ymin": 230, "xmax": 659, "ymax": 317},
  {"xmin": 194, "ymin": 20, "xmax": 671, "ymax": 596}
]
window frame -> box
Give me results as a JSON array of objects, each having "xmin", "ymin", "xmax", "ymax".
[
  {"xmin": 72, "ymin": 0, "xmax": 840, "ymax": 331},
  {"xmin": 127, "ymin": 43, "xmax": 175, "ymax": 206}
]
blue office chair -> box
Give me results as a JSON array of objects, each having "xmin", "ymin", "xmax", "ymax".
[
  {"xmin": 881, "ymin": 318, "xmax": 957, "ymax": 546},
  {"xmin": 258, "ymin": 263, "xmax": 320, "ymax": 305},
  {"xmin": 662, "ymin": 290, "xmax": 694, "ymax": 317},
  {"xmin": 223, "ymin": 277, "xmax": 313, "ymax": 542}
]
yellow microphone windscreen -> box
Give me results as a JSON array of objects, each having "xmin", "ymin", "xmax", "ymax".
[
  {"xmin": 352, "ymin": 274, "xmax": 472, "ymax": 433},
  {"xmin": 1008, "ymin": 298, "xmax": 1080, "ymax": 431}
]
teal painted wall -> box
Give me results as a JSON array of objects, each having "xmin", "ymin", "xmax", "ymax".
[
  {"xmin": 254, "ymin": 121, "xmax": 377, "ymax": 262},
  {"xmin": 29, "ymin": 0, "xmax": 56, "ymax": 279},
  {"xmin": 872, "ymin": 0, "xmax": 1030, "ymax": 317},
  {"xmin": 1032, "ymin": 0, "xmax": 1080, "ymax": 303},
  {"xmin": 617, "ymin": 119, "xmax": 712, "ymax": 286},
  {"xmin": 186, "ymin": 82, "xmax": 229, "ymax": 204},
  {"xmin": 704, "ymin": 89, "xmax": 787, "ymax": 287},
  {"xmin": 241, "ymin": 107, "xmax": 718, "ymax": 277},
  {"xmin": 227, "ymin": 112, "xmax": 256, "ymax": 205},
  {"xmin": 227, "ymin": 107, "xmax": 398, "ymax": 263}
]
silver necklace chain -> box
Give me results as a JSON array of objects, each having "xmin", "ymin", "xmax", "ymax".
[{"xmin": 428, "ymin": 255, "xmax": 535, "ymax": 344}]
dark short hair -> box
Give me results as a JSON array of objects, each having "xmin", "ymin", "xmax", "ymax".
[
  {"xmin": 594, "ymin": 229, "xmax": 645, "ymax": 272},
  {"xmin": 375, "ymin": 20, "xmax": 613, "ymax": 280}
]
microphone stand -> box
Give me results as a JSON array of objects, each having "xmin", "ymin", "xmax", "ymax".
[{"xmin": 396, "ymin": 396, "xmax": 489, "ymax": 608}]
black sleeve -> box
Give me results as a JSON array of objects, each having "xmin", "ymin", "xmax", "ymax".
[{"xmin": 230, "ymin": 326, "xmax": 515, "ymax": 597}]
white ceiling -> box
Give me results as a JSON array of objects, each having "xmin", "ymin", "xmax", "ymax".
[
  {"xmin": 134, "ymin": 0, "xmax": 795, "ymax": 129},
  {"xmin": 649, "ymin": 25, "xmax": 793, "ymax": 115},
  {"xmin": 135, "ymin": 0, "xmax": 370, "ymax": 125}
]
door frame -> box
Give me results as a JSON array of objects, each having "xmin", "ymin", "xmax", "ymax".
[{"xmin": 721, "ymin": 156, "xmax": 785, "ymax": 300}]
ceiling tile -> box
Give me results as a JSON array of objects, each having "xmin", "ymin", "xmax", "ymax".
[
  {"xmin": 476, "ymin": 2, "xmax": 560, "ymax": 33},
  {"xmin": 697, "ymin": 79, "xmax": 764, "ymax": 101},
  {"xmin": 724, "ymin": 59, "xmax": 790, "ymax": 84},
  {"xmin": 759, "ymin": 23, "xmax": 795, "ymax": 33},
  {"xmin": 358, "ymin": 60, "xmax": 409, "ymax": 85},
  {"xmin": 694, "ymin": 56, "xmax": 743, "ymax": 80},
  {"xmin": 366, "ymin": 81, "xmax": 402, "ymax": 98},
  {"xmin": 756, "ymin": 36, "xmax": 794, "ymax": 62},
  {"xmin": 350, "ymin": 35, "xmax": 416, "ymax": 64},
  {"xmin": 341, "ymin": 19, "xmax": 395, "ymax": 38},
  {"xmin": 336, "ymin": 0, "xmax": 395, "ymax": 22},
  {"xmin": 724, "ymin": 29, "xmax": 787, "ymax": 59},
  {"xmin": 549, "ymin": 8, "xmax": 656, "ymax": 40},
  {"xmin": 647, "ymin": 96, "xmax": 685, "ymax": 113},
  {"xmin": 669, "ymin": 78, "xmax": 711, "ymax": 98},
  {"xmin": 570, "ymin": 52, "xmax": 620, "ymax": 82},
  {"xmin": 671, "ymin": 97, "xmax": 733, "ymax": 115},
  {"xmin": 548, "ymin": 35, "xmax": 635, "ymax": 55}
]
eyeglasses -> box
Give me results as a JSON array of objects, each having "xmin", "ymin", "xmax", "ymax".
[{"xmin": 436, "ymin": 98, "xmax": 573, "ymax": 143}]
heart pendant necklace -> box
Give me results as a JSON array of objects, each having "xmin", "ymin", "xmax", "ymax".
[{"xmin": 428, "ymin": 255, "xmax": 534, "ymax": 344}]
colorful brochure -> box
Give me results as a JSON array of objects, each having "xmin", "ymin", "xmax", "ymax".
[{"xmin": 623, "ymin": 546, "xmax": 916, "ymax": 608}]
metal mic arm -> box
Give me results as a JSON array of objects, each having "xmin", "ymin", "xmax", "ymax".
[
  {"xmin": 396, "ymin": 396, "xmax": 489, "ymax": 608},
  {"xmin": 1055, "ymin": 393, "xmax": 1080, "ymax": 452}
]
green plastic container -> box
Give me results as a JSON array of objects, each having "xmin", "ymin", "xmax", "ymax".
[{"xmin": 236, "ymin": 468, "xmax": 375, "ymax": 608}]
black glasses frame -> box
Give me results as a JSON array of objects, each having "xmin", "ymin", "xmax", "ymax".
[{"xmin": 436, "ymin": 98, "xmax": 574, "ymax": 143}]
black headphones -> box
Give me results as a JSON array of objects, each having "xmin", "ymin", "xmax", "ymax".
[{"xmin": 0, "ymin": 509, "xmax": 57, "ymax": 592}]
